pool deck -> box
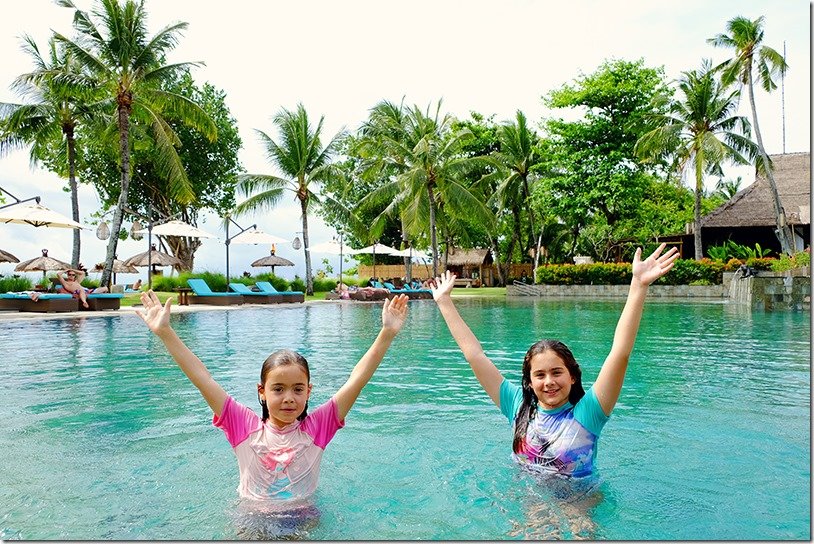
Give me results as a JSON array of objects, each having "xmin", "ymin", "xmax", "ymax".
[{"xmin": 0, "ymin": 300, "xmax": 337, "ymax": 322}]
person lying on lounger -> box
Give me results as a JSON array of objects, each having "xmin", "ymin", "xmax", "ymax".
[{"xmin": 56, "ymin": 268, "xmax": 108, "ymax": 308}]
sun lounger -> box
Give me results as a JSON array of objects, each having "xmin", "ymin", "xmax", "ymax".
[
  {"xmin": 0, "ymin": 292, "xmax": 79, "ymax": 313},
  {"xmin": 83, "ymin": 293, "xmax": 124, "ymax": 311},
  {"xmin": 255, "ymin": 281, "xmax": 304, "ymax": 303},
  {"xmin": 228, "ymin": 282, "xmax": 283, "ymax": 304},
  {"xmin": 400, "ymin": 283, "xmax": 433, "ymax": 300},
  {"xmin": 187, "ymin": 279, "xmax": 244, "ymax": 306}
]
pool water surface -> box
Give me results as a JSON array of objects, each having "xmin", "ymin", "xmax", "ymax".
[{"xmin": 0, "ymin": 298, "xmax": 809, "ymax": 539}]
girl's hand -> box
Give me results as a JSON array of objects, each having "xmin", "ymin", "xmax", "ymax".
[
  {"xmin": 430, "ymin": 270, "xmax": 456, "ymax": 301},
  {"xmin": 632, "ymin": 243, "xmax": 679, "ymax": 286},
  {"xmin": 381, "ymin": 294, "xmax": 409, "ymax": 333},
  {"xmin": 136, "ymin": 290, "xmax": 173, "ymax": 334}
]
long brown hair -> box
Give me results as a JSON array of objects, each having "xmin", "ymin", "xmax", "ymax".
[
  {"xmin": 258, "ymin": 349, "xmax": 311, "ymax": 422},
  {"xmin": 512, "ymin": 340, "xmax": 585, "ymax": 453}
]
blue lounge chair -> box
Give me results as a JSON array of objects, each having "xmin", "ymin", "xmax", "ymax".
[
  {"xmin": 187, "ymin": 279, "xmax": 244, "ymax": 306},
  {"xmin": 84, "ymin": 293, "xmax": 124, "ymax": 311},
  {"xmin": 255, "ymin": 281, "xmax": 305, "ymax": 303},
  {"xmin": 0, "ymin": 292, "xmax": 78, "ymax": 313},
  {"xmin": 390, "ymin": 281, "xmax": 433, "ymax": 300},
  {"xmin": 382, "ymin": 281, "xmax": 410, "ymax": 294},
  {"xmin": 228, "ymin": 282, "xmax": 283, "ymax": 304}
]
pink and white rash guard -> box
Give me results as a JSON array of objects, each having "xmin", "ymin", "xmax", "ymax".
[{"xmin": 213, "ymin": 395, "xmax": 344, "ymax": 505}]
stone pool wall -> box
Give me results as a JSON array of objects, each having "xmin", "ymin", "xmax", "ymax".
[{"xmin": 507, "ymin": 268, "xmax": 810, "ymax": 312}]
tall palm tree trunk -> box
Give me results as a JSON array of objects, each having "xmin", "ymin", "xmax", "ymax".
[
  {"xmin": 101, "ymin": 103, "xmax": 131, "ymax": 288},
  {"xmin": 747, "ymin": 74, "xmax": 794, "ymax": 254},
  {"xmin": 693, "ymin": 151, "xmax": 703, "ymax": 261},
  {"xmin": 65, "ymin": 126, "xmax": 80, "ymax": 267},
  {"xmin": 300, "ymin": 198, "xmax": 313, "ymax": 296},
  {"xmin": 427, "ymin": 184, "xmax": 439, "ymax": 278}
]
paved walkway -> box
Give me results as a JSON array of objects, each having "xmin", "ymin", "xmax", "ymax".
[{"xmin": 0, "ymin": 300, "xmax": 331, "ymax": 323}]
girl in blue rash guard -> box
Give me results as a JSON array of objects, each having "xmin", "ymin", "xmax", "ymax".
[{"xmin": 430, "ymin": 244, "xmax": 679, "ymax": 479}]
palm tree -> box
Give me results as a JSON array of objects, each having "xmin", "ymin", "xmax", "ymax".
[
  {"xmin": 0, "ymin": 36, "xmax": 96, "ymax": 267},
  {"xmin": 635, "ymin": 61, "xmax": 757, "ymax": 260},
  {"xmin": 708, "ymin": 16, "xmax": 794, "ymax": 254},
  {"xmin": 54, "ymin": 0, "xmax": 216, "ymax": 287},
  {"xmin": 234, "ymin": 104, "xmax": 342, "ymax": 296},
  {"xmin": 714, "ymin": 175, "xmax": 743, "ymax": 199},
  {"xmin": 481, "ymin": 110, "xmax": 540, "ymax": 280},
  {"xmin": 357, "ymin": 100, "xmax": 493, "ymax": 277}
]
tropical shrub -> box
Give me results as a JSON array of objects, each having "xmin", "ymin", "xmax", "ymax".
[
  {"xmin": 290, "ymin": 276, "xmax": 307, "ymax": 293},
  {"xmin": 535, "ymin": 259, "xmax": 725, "ymax": 285},
  {"xmin": 707, "ymin": 240, "xmax": 772, "ymax": 261},
  {"xmin": 771, "ymin": 251, "xmax": 811, "ymax": 272},
  {"xmin": 0, "ymin": 275, "xmax": 34, "ymax": 293}
]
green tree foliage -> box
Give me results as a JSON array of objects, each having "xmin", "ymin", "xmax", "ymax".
[
  {"xmin": 55, "ymin": 0, "xmax": 216, "ymax": 287},
  {"xmin": 540, "ymin": 58, "xmax": 672, "ymax": 261},
  {"xmin": 234, "ymin": 103, "xmax": 342, "ymax": 295},
  {"xmin": 354, "ymin": 100, "xmax": 494, "ymax": 277},
  {"xmin": 0, "ymin": 36, "xmax": 98, "ymax": 267},
  {"xmin": 80, "ymin": 72, "xmax": 242, "ymax": 271},
  {"xmin": 709, "ymin": 15, "xmax": 794, "ymax": 254},
  {"xmin": 635, "ymin": 60, "xmax": 757, "ymax": 259}
]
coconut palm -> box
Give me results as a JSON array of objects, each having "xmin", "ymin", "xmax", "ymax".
[
  {"xmin": 708, "ymin": 15, "xmax": 794, "ymax": 254},
  {"xmin": 234, "ymin": 104, "xmax": 342, "ymax": 296},
  {"xmin": 357, "ymin": 100, "xmax": 493, "ymax": 277},
  {"xmin": 480, "ymin": 110, "xmax": 540, "ymax": 279},
  {"xmin": 635, "ymin": 60, "xmax": 757, "ymax": 260},
  {"xmin": 0, "ymin": 36, "xmax": 96, "ymax": 267},
  {"xmin": 54, "ymin": 0, "xmax": 216, "ymax": 287}
]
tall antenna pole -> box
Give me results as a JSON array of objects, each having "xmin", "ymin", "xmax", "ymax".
[{"xmin": 781, "ymin": 41, "xmax": 786, "ymax": 153}]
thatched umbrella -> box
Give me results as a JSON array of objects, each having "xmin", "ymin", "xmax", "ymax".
[
  {"xmin": 15, "ymin": 249, "xmax": 72, "ymax": 282},
  {"xmin": 93, "ymin": 258, "xmax": 138, "ymax": 284},
  {"xmin": 251, "ymin": 253, "xmax": 294, "ymax": 276},
  {"xmin": 124, "ymin": 245, "xmax": 182, "ymax": 277},
  {"xmin": 0, "ymin": 248, "xmax": 20, "ymax": 263}
]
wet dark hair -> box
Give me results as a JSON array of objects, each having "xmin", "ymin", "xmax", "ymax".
[
  {"xmin": 258, "ymin": 349, "xmax": 311, "ymax": 423},
  {"xmin": 512, "ymin": 340, "xmax": 586, "ymax": 454}
]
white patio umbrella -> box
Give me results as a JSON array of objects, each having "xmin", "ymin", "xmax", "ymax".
[
  {"xmin": 224, "ymin": 226, "xmax": 289, "ymax": 282},
  {"xmin": 229, "ymin": 228, "xmax": 288, "ymax": 245},
  {"xmin": 0, "ymin": 201, "xmax": 85, "ymax": 229},
  {"xmin": 311, "ymin": 238, "xmax": 356, "ymax": 285},
  {"xmin": 348, "ymin": 243, "xmax": 398, "ymax": 280},
  {"xmin": 133, "ymin": 220, "xmax": 217, "ymax": 239},
  {"xmin": 390, "ymin": 248, "xmax": 432, "ymax": 260},
  {"xmin": 132, "ymin": 220, "xmax": 215, "ymax": 289}
]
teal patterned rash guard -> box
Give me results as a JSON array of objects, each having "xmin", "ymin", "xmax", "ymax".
[{"xmin": 499, "ymin": 379, "xmax": 609, "ymax": 478}]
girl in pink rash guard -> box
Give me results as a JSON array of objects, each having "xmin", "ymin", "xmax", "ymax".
[{"xmin": 136, "ymin": 291, "xmax": 410, "ymax": 530}]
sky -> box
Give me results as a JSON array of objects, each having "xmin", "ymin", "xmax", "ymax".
[{"xmin": 0, "ymin": 0, "xmax": 810, "ymax": 284}]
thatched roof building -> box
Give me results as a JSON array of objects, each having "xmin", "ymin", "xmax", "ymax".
[
  {"xmin": 445, "ymin": 248, "xmax": 492, "ymax": 266},
  {"xmin": 701, "ymin": 152, "xmax": 810, "ymax": 229},
  {"xmin": 696, "ymin": 152, "xmax": 810, "ymax": 255}
]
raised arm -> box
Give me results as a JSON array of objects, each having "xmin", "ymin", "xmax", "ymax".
[
  {"xmin": 136, "ymin": 290, "xmax": 228, "ymax": 416},
  {"xmin": 593, "ymin": 244, "xmax": 679, "ymax": 416},
  {"xmin": 334, "ymin": 294, "xmax": 409, "ymax": 420},
  {"xmin": 431, "ymin": 270, "xmax": 504, "ymax": 407}
]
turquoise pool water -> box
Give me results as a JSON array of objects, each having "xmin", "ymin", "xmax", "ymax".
[{"xmin": 0, "ymin": 298, "xmax": 809, "ymax": 540}]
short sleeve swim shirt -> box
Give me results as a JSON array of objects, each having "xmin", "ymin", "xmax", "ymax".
[
  {"xmin": 499, "ymin": 379, "xmax": 609, "ymax": 478},
  {"xmin": 213, "ymin": 396, "xmax": 344, "ymax": 503}
]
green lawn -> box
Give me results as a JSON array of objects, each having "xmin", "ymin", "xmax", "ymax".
[{"xmin": 122, "ymin": 287, "xmax": 507, "ymax": 306}]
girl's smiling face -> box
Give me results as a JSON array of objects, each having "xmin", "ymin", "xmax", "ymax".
[
  {"xmin": 258, "ymin": 364, "xmax": 312, "ymax": 428},
  {"xmin": 529, "ymin": 351, "xmax": 575, "ymax": 410}
]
